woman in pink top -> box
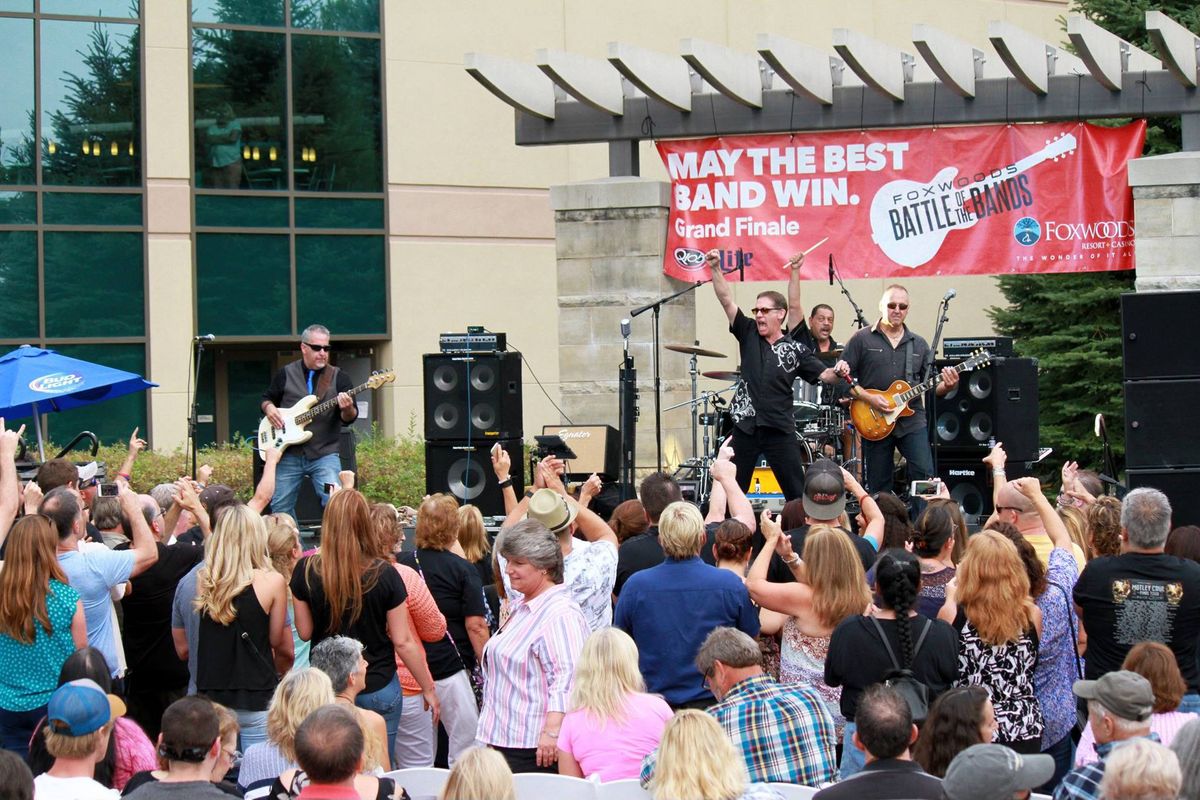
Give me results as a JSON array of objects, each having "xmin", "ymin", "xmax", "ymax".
[
  {"xmin": 556, "ymin": 627, "xmax": 673, "ymax": 782},
  {"xmin": 1076, "ymin": 641, "xmax": 1198, "ymax": 765}
]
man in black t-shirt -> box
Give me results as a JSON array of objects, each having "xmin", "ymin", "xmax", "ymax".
[
  {"xmin": 1075, "ymin": 487, "xmax": 1200, "ymax": 709},
  {"xmin": 706, "ymin": 249, "xmax": 847, "ymax": 500}
]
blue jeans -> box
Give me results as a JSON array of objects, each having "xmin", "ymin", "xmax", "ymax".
[
  {"xmin": 271, "ymin": 451, "xmax": 341, "ymax": 522},
  {"xmin": 0, "ymin": 705, "xmax": 47, "ymax": 756},
  {"xmin": 235, "ymin": 709, "xmax": 269, "ymax": 751},
  {"xmin": 1039, "ymin": 731, "xmax": 1075, "ymax": 794},
  {"xmin": 357, "ymin": 674, "xmax": 403, "ymax": 761},
  {"xmin": 1179, "ymin": 693, "xmax": 1200, "ymax": 715},
  {"xmin": 839, "ymin": 722, "xmax": 866, "ymax": 779},
  {"xmin": 862, "ymin": 426, "xmax": 934, "ymax": 496}
]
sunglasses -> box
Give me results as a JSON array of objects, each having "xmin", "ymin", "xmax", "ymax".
[
  {"xmin": 887, "ymin": 303, "xmax": 909, "ymax": 310},
  {"xmin": 302, "ymin": 342, "xmax": 331, "ymax": 352},
  {"xmin": 750, "ymin": 307, "xmax": 783, "ymax": 316}
]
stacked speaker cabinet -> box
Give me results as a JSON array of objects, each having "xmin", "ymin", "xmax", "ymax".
[
  {"xmin": 929, "ymin": 356, "xmax": 1039, "ymax": 522},
  {"xmin": 1123, "ymin": 291, "xmax": 1200, "ymax": 526},
  {"xmin": 423, "ymin": 352, "xmax": 523, "ymax": 515}
]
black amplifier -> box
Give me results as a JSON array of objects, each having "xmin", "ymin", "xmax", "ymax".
[{"xmin": 943, "ymin": 336, "xmax": 1014, "ymax": 360}]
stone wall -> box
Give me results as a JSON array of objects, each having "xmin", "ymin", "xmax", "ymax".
[{"xmin": 1129, "ymin": 152, "xmax": 1200, "ymax": 292}]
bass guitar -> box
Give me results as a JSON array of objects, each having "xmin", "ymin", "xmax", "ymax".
[
  {"xmin": 849, "ymin": 350, "xmax": 991, "ymax": 442},
  {"xmin": 258, "ymin": 369, "xmax": 395, "ymax": 454}
]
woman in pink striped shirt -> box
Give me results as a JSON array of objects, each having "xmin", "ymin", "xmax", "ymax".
[{"xmin": 476, "ymin": 520, "xmax": 589, "ymax": 774}]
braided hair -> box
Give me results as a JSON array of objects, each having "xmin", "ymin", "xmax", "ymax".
[{"xmin": 875, "ymin": 549, "xmax": 922, "ymax": 668}]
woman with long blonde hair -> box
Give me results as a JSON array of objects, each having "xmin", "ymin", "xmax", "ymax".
[
  {"xmin": 940, "ymin": 530, "xmax": 1043, "ymax": 754},
  {"xmin": 556, "ymin": 627, "xmax": 672, "ymax": 781},
  {"xmin": 0, "ymin": 516, "xmax": 86, "ymax": 754},
  {"xmin": 291, "ymin": 489, "xmax": 439, "ymax": 762},
  {"xmin": 747, "ymin": 518, "xmax": 870, "ymax": 736},
  {"xmin": 193, "ymin": 504, "xmax": 294, "ymax": 750},
  {"xmin": 440, "ymin": 746, "xmax": 515, "ymax": 800},
  {"xmin": 650, "ymin": 710, "xmax": 777, "ymax": 800},
  {"xmin": 457, "ymin": 504, "xmax": 494, "ymax": 587},
  {"xmin": 265, "ymin": 513, "xmax": 308, "ymax": 668},
  {"xmin": 237, "ymin": 668, "xmax": 334, "ymax": 797}
]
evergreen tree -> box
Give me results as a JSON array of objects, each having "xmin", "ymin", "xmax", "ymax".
[{"xmin": 987, "ymin": 1, "xmax": 1195, "ymax": 483}]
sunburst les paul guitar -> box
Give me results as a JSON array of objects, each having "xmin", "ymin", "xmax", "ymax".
[
  {"xmin": 850, "ymin": 350, "xmax": 991, "ymax": 442},
  {"xmin": 257, "ymin": 369, "xmax": 395, "ymax": 454}
]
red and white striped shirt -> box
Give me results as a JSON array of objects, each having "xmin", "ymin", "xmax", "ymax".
[{"xmin": 476, "ymin": 583, "xmax": 589, "ymax": 748}]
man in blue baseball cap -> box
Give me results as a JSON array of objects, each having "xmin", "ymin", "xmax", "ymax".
[{"xmin": 33, "ymin": 678, "xmax": 125, "ymax": 799}]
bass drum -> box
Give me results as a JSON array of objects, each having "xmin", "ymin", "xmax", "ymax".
[{"xmin": 747, "ymin": 434, "xmax": 814, "ymax": 495}]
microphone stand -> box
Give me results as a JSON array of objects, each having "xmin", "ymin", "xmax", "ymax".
[
  {"xmin": 925, "ymin": 295, "xmax": 952, "ymax": 480},
  {"xmin": 186, "ymin": 337, "xmax": 207, "ymax": 480},
  {"xmin": 830, "ymin": 255, "xmax": 869, "ymax": 329},
  {"xmin": 618, "ymin": 331, "xmax": 637, "ymax": 501},
  {"xmin": 631, "ymin": 279, "xmax": 708, "ymax": 472}
]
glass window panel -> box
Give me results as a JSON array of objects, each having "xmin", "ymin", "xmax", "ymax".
[
  {"xmin": 44, "ymin": 232, "xmax": 143, "ymax": 337},
  {"xmin": 195, "ymin": 194, "xmax": 288, "ymax": 227},
  {"xmin": 291, "ymin": 35, "xmax": 381, "ymax": 192},
  {"xmin": 196, "ymin": 233, "xmax": 289, "ymax": 335},
  {"xmin": 40, "ymin": 1, "xmax": 139, "ymax": 17},
  {"xmin": 40, "ymin": 20, "xmax": 141, "ymax": 187},
  {"xmin": 46, "ymin": 343, "xmax": 146, "ymax": 447},
  {"xmin": 191, "ymin": 0, "xmax": 283, "ymax": 27},
  {"xmin": 294, "ymin": 197, "xmax": 381, "ymax": 229},
  {"xmin": 0, "ymin": 231, "xmax": 39, "ymax": 339},
  {"xmin": 192, "ymin": 29, "xmax": 286, "ymax": 190},
  {"xmin": 291, "ymin": 0, "xmax": 380, "ymax": 32},
  {"xmin": 44, "ymin": 192, "xmax": 141, "ymax": 225},
  {"xmin": 0, "ymin": 18, "xmax": 35, "ymax": 186},
  {"xmin": 0, "ymin": 1, "xmax": 32, "ymax": 11},
  {"xmin": 0, "ymin": 192, "xmax": 36, "ymax": 225},
  {"xmin": 296, "ymin": 234, "xmax": 384, "ymax": 334}
]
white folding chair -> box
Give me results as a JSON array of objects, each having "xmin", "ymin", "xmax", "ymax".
[
  {"xmin": 764, "ymin": 783, "xmax": 818, "ymax": 800},
  {"xmin": 595, "ymin": 778, "xmax": 653, "ymax": 800},
  {"xmin": 384, "ymin": 766, "xmax": 451, "ymax": 800},
  {"xmin": 512, "ymin": 772, "xmax": 599, "ymax": 800}
]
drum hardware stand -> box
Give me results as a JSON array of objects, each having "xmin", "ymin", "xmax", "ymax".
[
  {"xmin": 830, "ymin": 254, "xmax": 869, "ymax": 330},
  {"xmin": 666, "ymin": 387, "xmax": 732, "ymax": 507}
]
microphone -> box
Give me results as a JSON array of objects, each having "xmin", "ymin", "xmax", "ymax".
[
  {"xmin": 942, "ymin": 289, "xmax": 956, "ymax": 302},
  {"xmin": 828, "ymin": 254, "xmax": 834, "ymax": 287},
  {"xmin": 620, "ymin": 318, "xmax": 631, "ymax": 339},
  {"xmin": 1094, "ymin": 413, "xmax": 1105, "ymax": 438},
  {"xmin": 194, "ymin": 334, "xmax": 215, "ymax": 342}
]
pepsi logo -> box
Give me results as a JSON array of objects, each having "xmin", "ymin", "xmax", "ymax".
[{"xmin": 29, "ymin": 372, "xmax": 84, "ymax": 394}]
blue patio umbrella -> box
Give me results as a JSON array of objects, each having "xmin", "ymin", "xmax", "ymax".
[{"xmin": 0, "ymin": 345, "xmax": 158, "ymax": 460}]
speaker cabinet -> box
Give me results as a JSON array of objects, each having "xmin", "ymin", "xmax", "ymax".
[
  {"xmin": 1127, "ymin": 468, "xmax": 1200, "ymax": 528},
  {"xmin": 541, "ymin": 424, "xmax": 620, "ymax": 480},
  {"xmin": 423, "ymin": 353, "xmax": 522, "ymax": 441},
  {"xmin": 1124, "ymin": 379, "xmax": 1200, "ymax": 469},
  {"xmin": 931, "ymin": 357, "xmax": 1039, "ymax": 462},
  {"xmin": 425, "ymin": 438, "xmax": 524, "ymax": 517},
  {"xmin": 936, "ymin": 457, "xmax": 1031, "ymax": 523},
  {"xmin": 1122, "ymin": 291, "xmax": 1200, "ymax": 380},
  {"xmin": 257, "ymin": 428, "xmax": 358, "ymax": 526}
]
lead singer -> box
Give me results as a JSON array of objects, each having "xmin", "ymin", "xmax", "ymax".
[{"xmin": 706, "ymin": 249, "xmax": 847, "ymax": 501}]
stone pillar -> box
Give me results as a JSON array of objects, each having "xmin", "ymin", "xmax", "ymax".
[
  {"xmin": 1128, "ymin": 152, "xmax": 1200, "ymax": 291},
  {"xmin": 549, "ymin": 178, "xmax": 697, "ymax": 473}
]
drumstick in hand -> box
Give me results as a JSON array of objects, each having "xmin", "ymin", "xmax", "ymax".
[{"xmin": 801, "ymin": 237, "xmax": 829, "ymax": 256}]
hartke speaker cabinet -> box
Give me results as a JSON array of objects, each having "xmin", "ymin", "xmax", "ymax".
[
  {"xmin": 936, "ymin": 458, "xmax": 1030, "ymax": 523},
  {"xmin": 1124, "ymin": 379, "xmax": 1200, "ymax": 469},
  {"xmin": 423, "ymin": 352, "xmax": 522, "ymax": 441},
  {"xmin": 426, "ymin": 438, "xmax": 524, "ymax": 517},
  {"xmin": 930, "ymin": 357, "xmax": 1039, "ymax": 462}
]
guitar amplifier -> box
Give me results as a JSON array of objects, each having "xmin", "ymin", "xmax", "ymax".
[
  {"xmin": 943, "ymin": 336, "xmax": 1014, "ymax": 360},
  {"xmin": 439, "ymin": 330, "xmax": 506, "ymax": 353},
  {"xmin": 541, "ymin": 424, "xmax": 620, "ymax": 479}
]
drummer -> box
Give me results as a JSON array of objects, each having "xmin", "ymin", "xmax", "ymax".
[{"xmin": 794, "ymin": 304, "xmax": 838, "ymax": 356}]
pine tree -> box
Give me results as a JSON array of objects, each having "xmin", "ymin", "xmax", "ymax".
[{"xmin": 987, "ymin": 1, "xmax": 1196, "ymax": 482}]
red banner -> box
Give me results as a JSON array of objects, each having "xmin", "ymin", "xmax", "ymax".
[{"xmin": 657, "ymin": 122, "xmax": 1146, "ymax": 281}]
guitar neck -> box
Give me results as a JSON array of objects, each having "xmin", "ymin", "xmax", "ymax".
[
  {"xmin": 296, "ymin": 381, "xmax": 371, "ymax": 424},
  {"xmin": 894, "ymin": 361, "xmax": 969, "ymax": 405}
]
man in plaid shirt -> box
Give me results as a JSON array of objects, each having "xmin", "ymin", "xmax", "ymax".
[{"xmin": 641, "ymin": 627, "xmax": 838, "ymax": 787}]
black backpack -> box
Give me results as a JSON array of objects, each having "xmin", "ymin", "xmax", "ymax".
[{"xmin": 868, "ymin": 615, "xmax": 934, "ymax": 723}]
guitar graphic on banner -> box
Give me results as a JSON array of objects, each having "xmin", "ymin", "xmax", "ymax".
[{"xmin": 869, "ymin": 133, "xmax": 1078, "ymax": 268}]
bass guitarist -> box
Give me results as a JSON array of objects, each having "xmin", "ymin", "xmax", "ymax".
[
  {"xmin": 260, "ymin": 323, "xmax": 357, "ymax": 520},
  {"xmin": 840, "ymin": 285, "xmax": 959, "ymax": 495}
]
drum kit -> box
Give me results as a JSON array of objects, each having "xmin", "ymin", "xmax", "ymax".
[{"xmin": 665, "ymin": 342, "xmax": 859, "ymax": 505}]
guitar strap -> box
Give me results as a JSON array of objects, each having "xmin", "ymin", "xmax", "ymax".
[
  {"xmin": 902, "ymin": 337, "xmax": 916, "ymax": 386},
  {"xmin": 315, "ymin": 365, "xmax": 338, "ymax": 402}
]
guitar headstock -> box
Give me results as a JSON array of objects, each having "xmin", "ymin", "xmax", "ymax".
[
  {"xmin": 961, "ymin": 349, "xmax": 992, "ymax": 372},
  {"xmin": 1045, "ymin": 132, "xmax": 1078, "ymax": 162},
  {"xmin": 366, "ymin": 369, "xmax": 396, "ymax": 389}
]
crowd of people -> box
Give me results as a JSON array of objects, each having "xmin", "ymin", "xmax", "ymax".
[{"xmin": 0, "ymin": 410, "xmax": 1198, "ymax": 800}]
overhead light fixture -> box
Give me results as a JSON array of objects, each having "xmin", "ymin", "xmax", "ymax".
[
  {"xmin": 82, "ymin": 140, "xmax": 90, "ymax": 155},
  {"xmin": 48, "ymin": 141, "xmax": 57, "ymax": 154}
]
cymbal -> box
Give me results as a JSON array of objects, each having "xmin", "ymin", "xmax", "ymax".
[
  {"xmin": 702, "ymin": 370, "xmax": 742, "ymax": 381},
  {"xmin": 815, "ymin": 348, "xmax": 844, "ymax": 361},
  {"xmin": 666, "ymin": 343, "xmax": 727, "ymax": 358}
]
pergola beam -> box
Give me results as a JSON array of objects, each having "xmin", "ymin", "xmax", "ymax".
[
  {"xmin": 1067, "ymin": 14, "xmax": 1160, "ymax": 91},
  {"xmin": 607, "ymin": 41, "xmax": 694, "ymax": 112},
  {"xmin": 536, "ymin": 49, "xmax": 626, "ymax": 116},
  {"xmin": 756, "ymin": 34, "xmax": 838, "ymax": 105},
  {"xmin": 464, "ymin": 52, "xmax": 557, "ymax": 120},
  {"xmin": 680, "ymin": 37, "xmax": 764, "ymax": 108},
  {"xmin": 988, "ymin": 21, "xmax": 1088, "ymax": 95},
  {"xmin": 1146, "ymin": 10, "xmax": 1199, "ymax": 88},
  {"xmin": 832, "ymin": 27, "xmax": 914, "ymax": 101},
  {"xmin": 912, "ymin": 23, "xmax": 984, "ymax": 98}
]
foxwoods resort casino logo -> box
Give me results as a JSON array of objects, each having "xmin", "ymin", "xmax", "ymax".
[{"xmin": 1013, "ymin": 217, "xmax": 1041, "ymax": 246}]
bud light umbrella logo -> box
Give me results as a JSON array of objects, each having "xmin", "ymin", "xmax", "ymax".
[
  {"xmin": 674, "ymin": 247, "xmax": 708, "ymax": 271},
  {"xmin": 29, "ymin": 372, "xmax": 85, "ymax": 394},
  {"xmin": 1013, "ymin": 217, "xmax": 1041, "ymax": 246}
]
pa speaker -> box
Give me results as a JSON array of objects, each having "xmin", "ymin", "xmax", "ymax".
[
  {"xmin": 1124, "ymin": 379, "xmax": 1200, "ymax": 469},
  {"xmin": 935, "ymin": 457, "xmax": 1031, "ymax": 524},
  {"xmin": 423, "ymin": 353, "xmax": 523, "ymax": 441},
  {"xmin": 1122, "ymin": 291, "xmax": 1200, "ymax": 380},
  {"xmin": 425, "ymin": 438, "xmax": 524, "ymax": 517},
  {"xmin": 1127, "ymin": 468, "xmax": 1200, "ymax": 527},
  {"xmin": 257, "ymin": 428, "xmax": 358, "ymax": 526},
  {"xmin": 931, "ymin": 357, "xmax": 1038, "ymax": 462},
  {"xmin": 540, "ymin": 424, "xmax": 620, "ymax": 480}
]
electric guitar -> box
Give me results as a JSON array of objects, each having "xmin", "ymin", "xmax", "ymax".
[
  {"xmin": 258, "ymin": 369, "xmax": 395, "ymax": 454},
  {"xmin": 870, "ymin": 133, "xmax": 1077, "ymax": 268},
  {"xmin": 850, "ymin": 350, "xmax": 991, "ymax": 442}
]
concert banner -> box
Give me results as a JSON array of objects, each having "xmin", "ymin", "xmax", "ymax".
[{"xmin": 657, "ymin": 121, "xmax": 1146, "ymax": 281}]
